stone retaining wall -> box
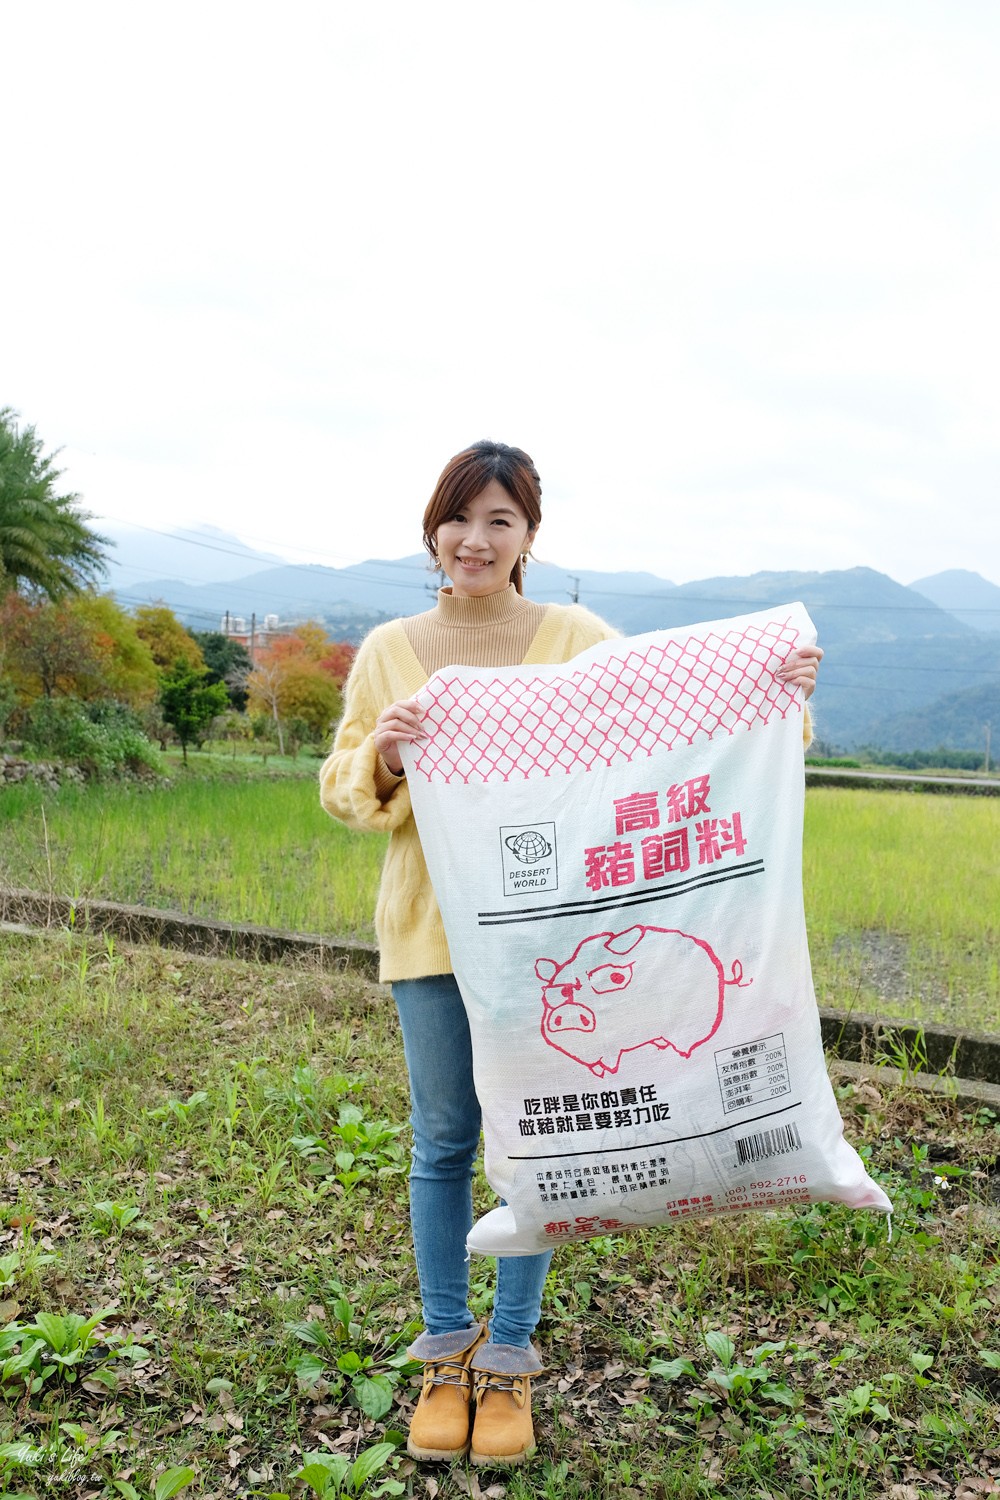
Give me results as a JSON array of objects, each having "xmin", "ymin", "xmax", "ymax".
[{"xmin": 1, "ymin": 756, "xmax": 87, "ymax": 791}]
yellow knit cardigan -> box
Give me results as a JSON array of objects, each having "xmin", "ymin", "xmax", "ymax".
[{"xmin": 319, "ymin": 601, "xmax": 618, "ymax": 982}]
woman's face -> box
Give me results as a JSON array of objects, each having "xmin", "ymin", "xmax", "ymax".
[{"xmin": 434, "ymin": 479, "xmax": 536, "ymax": 599}]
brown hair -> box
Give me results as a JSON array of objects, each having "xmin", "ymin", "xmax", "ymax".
[{"xmin": 422, "ymin": 440, "xmax": 542, "ymax": 595}]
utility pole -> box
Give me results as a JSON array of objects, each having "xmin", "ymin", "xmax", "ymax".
[
  {"xmin": 250, "ymin": 612, "xmax": 256, "ymax": 664},
  {"xmin": 567, "ymin": 575, "xmax": 581, "ymax": 605},
  {"xmin": 985, "ymin": 722, "xmax": 992, "ymax": 775},
  {"xmin": 224, "ymin": 609, "xmax": 230, "ymax": 635}
]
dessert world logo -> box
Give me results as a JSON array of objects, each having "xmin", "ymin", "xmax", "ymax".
[{"xmin": 499, "ymin": 821, "xmax": 559, "ymax": 897}]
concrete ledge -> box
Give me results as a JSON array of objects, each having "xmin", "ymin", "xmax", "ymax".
[
  {"xmin": 806, "ymin": 768, "xmax": 1000, "ymax": 796},
  {"xmin": 0, "ymin": 887, "xmax": 379, "ymax": 977},
  {"xmin": 819, "ymin": 1007, "xmax": 1000, "ymax": 1086}
]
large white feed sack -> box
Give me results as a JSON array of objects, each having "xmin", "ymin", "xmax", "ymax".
[{"xmin": 400, "ymin": 604, "xmax": 892, "ymax": 1255}]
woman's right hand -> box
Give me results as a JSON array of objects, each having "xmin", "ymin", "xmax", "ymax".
[{"xmin": 373, "ymin": 698, "xmax": 424, "ymax": 775}]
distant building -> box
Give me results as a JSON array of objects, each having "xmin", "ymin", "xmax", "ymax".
[{"xmin": 219, "ymin": 611, "xmax": 309, "ymax": 660}]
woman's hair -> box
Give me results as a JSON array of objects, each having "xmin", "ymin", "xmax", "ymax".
[{"xmin": 422, "ymin": 439, "xmax": 542, "ymax": 595}]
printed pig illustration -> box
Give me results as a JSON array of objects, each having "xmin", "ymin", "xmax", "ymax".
[{"xmin": 535, "ymin": 924, "xmax": 750, "ymax": 1077}]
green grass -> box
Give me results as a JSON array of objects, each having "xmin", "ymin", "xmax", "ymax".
[
  {"xmin": 2, "ymin": 774, "xmax": 999, "ymax": 1030},
  {"xmin": 0, "ymin": 928, "xmax": 997, "ymax": 1498}
]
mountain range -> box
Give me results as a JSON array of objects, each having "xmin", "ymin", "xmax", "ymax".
[{"xmin": 103, "ymin": 525, "xmax": 1000, "ymax": 756}]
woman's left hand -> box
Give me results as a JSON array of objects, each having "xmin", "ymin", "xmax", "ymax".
[{"xmin": 777, "ymin": 644, "xmax": 823, "ymax": 700}]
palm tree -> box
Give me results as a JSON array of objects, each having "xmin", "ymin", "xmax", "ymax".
[{"xmin": 0, "ymin": 406, "xmax": 109, "ymax": 599}]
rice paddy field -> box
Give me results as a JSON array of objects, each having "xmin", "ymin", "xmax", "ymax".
[{"xmin": 1, "ymin": 770, "xmax": 998, "ymax": 1032}]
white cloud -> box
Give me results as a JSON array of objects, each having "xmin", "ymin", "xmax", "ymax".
[{"xmin": 2, "ymin": 0, "xmax": 998, "ymax": 588}]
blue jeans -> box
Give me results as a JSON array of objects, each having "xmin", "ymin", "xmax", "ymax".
[{"xmin": 392, "ymin": 974, "xmax": 552, "ymax": 1346}]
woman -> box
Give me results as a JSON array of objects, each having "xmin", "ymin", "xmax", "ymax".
[{"xmin": 320, "ymin": 440, "xmax": 821, "ymax": 1467}]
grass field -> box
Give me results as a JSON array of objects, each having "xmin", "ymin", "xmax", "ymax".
[
  {"xmin": 0, "ymin": 928, "xmax": 997, "ymax": 1498},
  {"xmin": 0, "ymin": 771, "xmax": 384, "ymax": 943},
  {"xmin": 802, "ymin": 789, "xmax": 1000, "ymax": 1033},
  {"xmin": 2, "ymin": 771, "xmax": 998, "ymax": 1032}
]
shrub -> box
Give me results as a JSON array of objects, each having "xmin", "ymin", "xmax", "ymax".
[{"xmin": 23, "ymin": 697, "xmax": 161, "ymax": 778}]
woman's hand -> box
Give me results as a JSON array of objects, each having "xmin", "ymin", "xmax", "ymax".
[
  {"xmin": 777, "ymin": 644, "xmax": 824, "ymax": 701},
  {"xmin": 373, "ymin": 698, "xmax": 424, "ymax": 775}
]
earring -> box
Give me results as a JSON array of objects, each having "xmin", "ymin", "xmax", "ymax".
[{"xmin": 520, "ymin": 553, "xmax": 529, "ymax": 573}]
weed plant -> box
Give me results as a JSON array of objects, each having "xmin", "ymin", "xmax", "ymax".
[{"xmin": 0, "ymin": 929, "xmax": 997, "ymax": 1498}]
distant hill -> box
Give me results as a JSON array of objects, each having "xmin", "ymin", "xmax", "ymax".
[
  {"xmin": 851, "ymin": 679, "xmax": 1000, "ymax": 755},
  {"xmin": 103, "ymin": 523, "xmax": 284, "ymax": 593},
  {"xmin": 909, "ymin": 569, "xmax": 1000, "ymax": 634},
  {"xmin": 114, "ymin": 560, "xmax": 426, "ymax": 635},
  {"xmin": 582, "ymin": 566, "xmax": 996, "ymax": 750},
  {"xmin": 587, "ymin": 566, "xmax": 964, "ymax": 648},
  {"xmin": 100, "ymin": 533, "xmax": 1000, "ymax": 752},
  {"xmin": 112, "ymin": 555, "xmax": 679, "ymax": 637},
  {"xmin": 810, "ymin": 633, "xmax": 1000, "ymax": 750}
]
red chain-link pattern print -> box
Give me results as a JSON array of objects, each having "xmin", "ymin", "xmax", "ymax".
[{"xmin": 410, "ymin": 617, "xmax": 803, "ymax": 785}]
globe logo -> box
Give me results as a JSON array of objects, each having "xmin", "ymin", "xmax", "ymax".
[{"xmin": 505, "ymin": 830, "xmax": 553, "ymax": 864}]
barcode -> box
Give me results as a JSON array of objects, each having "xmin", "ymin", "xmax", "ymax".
[{"xmin": 735, "ymin": 1122, "xmax": 802, "ymax": 1166}]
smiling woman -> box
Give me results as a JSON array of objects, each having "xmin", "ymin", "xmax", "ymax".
[{"xmin": 318, "ymin": 437, "xmax": 822, "ymax": 1467}]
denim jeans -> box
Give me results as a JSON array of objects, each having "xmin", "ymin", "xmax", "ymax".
[{"xmin": 392, "ymin": 974, "xmax": 552, "ymax": 1346}]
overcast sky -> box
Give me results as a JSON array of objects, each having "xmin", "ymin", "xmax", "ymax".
[{"xmin": 3, "ymin": 1, "xmax": 998, "ymax": 589}]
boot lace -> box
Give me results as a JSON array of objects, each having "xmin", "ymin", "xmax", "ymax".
[
  {"xmin": 425, "ymin": 1357, "xmax": 473, "ymax": 1391},
  {"xmin": 474, "ymin": 1370, "xmax": 528, "ymax": 1405}
]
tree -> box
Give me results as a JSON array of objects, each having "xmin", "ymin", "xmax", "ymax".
[
  {"xmin": 192, "ymin": 631, "xmax": 252, "ymax": 709},
  {"xmin": 273, "ymin": 662, "xmax": 341, "ymax": 741},
  {"xmin": 259, "ymin": 622, "xmax": 327, "ymax": 670},
  {"xmin": 216, "ymin": 709, "xmax": 251, "ymax": 758},
  {"xmin": 245, "ymin": 651, "xmax": 342, "ymax": 752},
  {"xmin": 284, "ymin": 620, "xmax": 329, "ymax": 662},
  {"xmin": 319, "ymin": 641, "xmax": 356, "ymax": 685},
  {"xmin": 159, "ymin": 661, "xmax": 228, "ymax": 764},
  {"xmin": 0, "ymin": 407, "xmax": 108, "ymax": 599},
  {"xmin": 244, "ymin": 657, "xmax": 288, "ymax": 755},
  {"xmin": 1, "ymin": 591, "xmax": 158, "ymax": 707},
  {"xmin": 1, "ymin": 592, "xmax": 101, "ymax": 698},
  {"xmin": 0, "ymin": 678, "xmax": 16, "ymax": 740},
  {"xmin": 240, "ymin": 625, "xmax": 348, "ymax": 753},
  {"xmin": 133, "ymin": 604, "xmax": 205, "ymax": 673},
  {"xmin": 70, "ymin": 594, "xmax": 159, "ymax": 706}
]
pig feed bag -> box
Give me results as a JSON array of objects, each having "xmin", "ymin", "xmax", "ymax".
[{"xmin": 400, "ymin": 604, "xmax": 891, "ymax": 1255}]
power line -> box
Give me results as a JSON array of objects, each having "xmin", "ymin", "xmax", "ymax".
[
  {"xmin": 99, "ymin": 589, "xmax": 1000, "ymax": 677},
  {"xmin": 573, "ymin": 585, "xmax": 1000, "ymax": 615},
  {"xmin": 107, "ymin": 589, "xmax": 387, "ymax": 634},
  {"xmin": 99, "ymin": 515, "xmax": 1000, "ymax": 618},
  {"xmin": 99, "ymin": 514, "xmax": 430, "ymax": 581},
  {"xmin": 106, "ymin": 560, "xmax": 421, "ymax": 619}
]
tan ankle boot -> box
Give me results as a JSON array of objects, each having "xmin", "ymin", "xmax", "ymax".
[
  {"xmin": 469, "ymin": 1341, "xmax": 545, "ymax": 1467},
  {"xmin": 405, "ymin": 1322, "xmax": 488, "ymax": 1461}
]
